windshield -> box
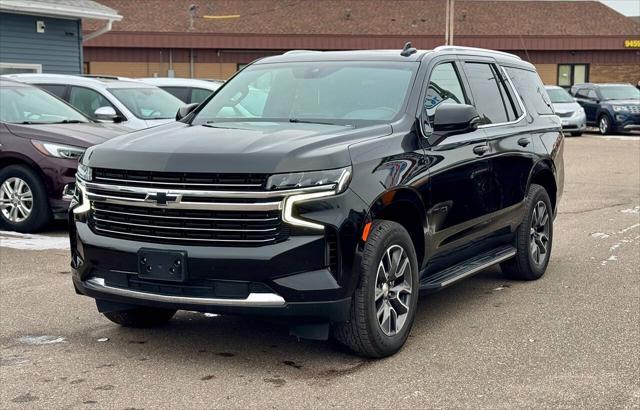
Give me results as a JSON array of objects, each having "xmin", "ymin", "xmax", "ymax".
[
  {"xmin": 599, "ymin": 85, "xmax": 640, "ymax": 101},
  {"xmin": 0, "ymin": 86, "xmax": 89, "ymax": 124},
  {"xmin": 194, "ymin": 61, "xmax": 418, "ymax": 126},
  {"xmin": 108, "ymin": 87, "xmax": 184, "ymax": 120},
  {"xmin": 546, "ymin": 88, "xmax": 575, "ymax": 103}
]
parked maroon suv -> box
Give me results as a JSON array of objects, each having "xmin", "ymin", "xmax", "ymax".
[{"xmin": 0, "ymin": 79, "xmax": 129, "ymax": 232}]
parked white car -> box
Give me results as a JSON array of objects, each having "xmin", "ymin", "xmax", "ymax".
[
  {"xmin": 3, "ymin": 74, "xmax": 185, "ymax": 130},
  {"xmin": 139, "ymin": 77, "xmax": 223, "ymax": 104}
]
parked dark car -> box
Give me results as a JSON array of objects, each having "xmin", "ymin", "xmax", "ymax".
[
  {"xmin": 0, "ymin": 79, "xmax": 128, "ymax": 232},
  {"xmin": 69, "ymin": 46, "xmax": 564, "ymax": 357},
  {"xmin": 570, "ymin": 83, "xmax": 640, "ymax": 134}
]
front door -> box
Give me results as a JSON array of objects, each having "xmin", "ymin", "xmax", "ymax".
[{"xmin": 420, "ymin": 58, "xmax": 495, "ymax": 274}]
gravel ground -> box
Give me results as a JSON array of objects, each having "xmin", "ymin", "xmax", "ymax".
[{"xmin": 1, "ymin": 132, "xmax": 639, "ymax": 409}]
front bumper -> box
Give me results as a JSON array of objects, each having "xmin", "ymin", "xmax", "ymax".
[
  {"xmin": 560, "ymin": 112, "xmax": 587, "ymax": 132},
  {"xmin": 69, "ymin": 188, "xmax": 367, "ymax": 322},
  {"xmin": 613, "ymin": 112, "xmax": 640, "ymax": 132}
]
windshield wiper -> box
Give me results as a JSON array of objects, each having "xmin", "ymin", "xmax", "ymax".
[{"xmin": 289, "ymin": 118, "xmax": 344, "ymax": 126}]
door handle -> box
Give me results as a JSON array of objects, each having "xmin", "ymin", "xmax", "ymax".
[
  {"xmin": 517, "ymin": 138, "xmax": 531, "ymax": 147},
  {"xmin": 472, "ymin": 145, "xmax": 489, "ymax": 156}
]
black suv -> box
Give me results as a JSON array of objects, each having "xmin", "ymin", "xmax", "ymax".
[
  {"xmin": 69, "ymin": 46, "xmax": 564, "ymax": 358},
  {"xmin": 570, "ymin": 83, "xmax": 640, "ymax": 134}
]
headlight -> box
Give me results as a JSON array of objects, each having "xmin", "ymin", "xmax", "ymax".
[
  {"xmin": 76, "ymin": 162, "xmax": 92, "ymax": 181},
  {"xmin": 32, "ymin": 140, "xmax": 85, "ymax": 160},
  {"xmin": 272, "ymin": 167, "xmax": 352, "ymax": 230},
  {"xmin": 612, "ymin": 105, "xmax": 629, "ymax": 112},
  {"xmin": 267, "ymin": 166, "xmax": 352, "ymax": 193}
]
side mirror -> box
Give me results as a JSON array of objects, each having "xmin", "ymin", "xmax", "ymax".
[
  {"xmin": 427, "ymin": 104, "xmax": 481, "ymax": 145},
  {"xmin": 176, "ymin": 103, "xmax": 199, "ymax": 121},
  {"xmin": 94, "ymin": 106, "xmax": 119, "ymax": 122}
]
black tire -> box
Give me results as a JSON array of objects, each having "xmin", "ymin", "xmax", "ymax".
[
  {"xmin": 333, "ymin": 220, "xmax": 419, "ymax": 358},
  {"xmin": 598, "ymin": 114, "xmax": 612, "ymax": 135},
  {"xmin": 570, "ymin": 132, "xmax": 582, "ymax": 137},
  {"xmin": 102, "ymin": 307, "xmax": 176, "ymax": 328},
  {"xmin": 501, "ymin": 184, "xmax": 553, "ymax": 280},
  {"xmin": 0, "ymin": 165, "xmax": 51, "ymax": 233}
]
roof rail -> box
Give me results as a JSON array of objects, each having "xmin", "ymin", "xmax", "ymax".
[
  {"xmin": 434, "ymin": 45, "xmax": 522, "ymax": 60},
  {"xmin": 82, "ymin": 74, "xmax": 121, "ymax": 80},
  {"xmin": 284, "ymin": 50, "xmax": 320, "ymax": 55}
]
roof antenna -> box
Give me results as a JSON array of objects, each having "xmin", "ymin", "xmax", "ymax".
[{"xmin": 400, "ymin": 42, "xmax": 417, "ymax": 57}]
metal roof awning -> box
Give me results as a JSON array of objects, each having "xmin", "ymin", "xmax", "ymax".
[
  {"xmin": 0, "ymin": 0, "xmax": 121, "ymax": 20},
  {"xmin": 0, "ymin": 0, "xmax": 122, "ymax": 41}
]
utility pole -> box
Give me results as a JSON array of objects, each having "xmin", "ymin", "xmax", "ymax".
[{"xmin": 445, "ymin": 0, "xmax": 455, "ymax": 45}]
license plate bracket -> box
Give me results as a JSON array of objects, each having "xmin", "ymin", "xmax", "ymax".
[{"xmin": 138, "ymin": 248, "xmax": 187, "ymax": 282}]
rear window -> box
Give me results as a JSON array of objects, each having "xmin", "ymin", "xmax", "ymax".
[{"xmin": 504, "ymin": 67, "xmax": 554, "ymax": 116}]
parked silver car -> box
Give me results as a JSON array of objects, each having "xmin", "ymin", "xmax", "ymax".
[
  {"xmin": 3, "ymin": 74, "xmax": 185, "ymax": 130},
  {"xmin": 139, "ymin": 77, "xmax": 223, "ymax": 104},
  {"xmin": 545, "ymin": 85, "xmax": 587, "ymax": 136}
]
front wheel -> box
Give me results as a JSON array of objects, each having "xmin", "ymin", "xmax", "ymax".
[
  {"xmin": 0, "ymin": 165, "xmax": 51, "ymax": 232},
  {"xmin": 333, "ymin": 220, "xmax": 419, "ymax": 358},
  {"xmin": 599, "ymin": 115, "xmax": 612, "ymax": 135},
  {"xmin": 501, "ymin": 184, "xmax": 553, "ymax": 280}
]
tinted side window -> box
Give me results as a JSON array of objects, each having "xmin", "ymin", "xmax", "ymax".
[
  {"xmin": 586, "ymin": 89, "xmax": 597, "ymax": 100},
  {"xmin": 504, "ymin": 67, "xmax": 553, "ymax": 116},
  {"xmin": 424, "ymin": 62, "xmax": 466, "ymax": 117},
  {"xmin": 496, "ymin": 67, "xmax": 522, "ymax": 120},
  {"xmin": 69, "ymin": 86, "xmax": 116, "ymax": 119},
  {"xmin": 464, "ymin": 62, "xmax": 509, "ymax": 124},
  {"xmin": 190, "ymin": 88, "xmax": 213, "ymax": 104},
  {"xmin": 39, "ymin": 84, "xmax": 67, "ymax": 99},
  {"xmin": 162, "ymin": 86, "xmax": 190, "ymax": 103}
]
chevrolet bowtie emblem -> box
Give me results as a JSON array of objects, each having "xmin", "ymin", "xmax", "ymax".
[{"xmin": 145, "ymin": 192, "xmax": 179, "ymax": 206}]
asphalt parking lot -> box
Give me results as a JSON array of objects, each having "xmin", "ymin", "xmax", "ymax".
[{"xmin": 1, "ymin": 132, "xmax": 639, "ymax": 409}]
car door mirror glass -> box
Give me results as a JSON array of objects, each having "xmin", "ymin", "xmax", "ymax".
[
  {"xmin": 427, "ymin": 104, "xmax": 481, "ymax": 145},
  {"xmin": 94, "ymin": 106, "xmax": 118, "ymax": 122}
]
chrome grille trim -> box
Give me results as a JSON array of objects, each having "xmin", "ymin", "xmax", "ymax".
[
  {"xmin": 92, "ymin": 216, "xmax": 278, "ymax": 232},
  {"xmin": 86, "ymin": 192, "xmax": 282, "ymax": 211},
  {"xmin": 94, "ymin": 176, "xmax": 263, "ymax": 188},
  {"xmin": 82, "ymin": 180, "xmax": 335, "ymax": 199},
  {"xmin": 93, "ymin": 207, "xmax": 278, "ymax": 222},
  {"xmin": 93, "ymin": 227, "xmax": 278, "ymax": 243}
]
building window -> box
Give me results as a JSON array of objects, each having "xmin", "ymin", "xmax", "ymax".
[
  {"xmin": 0, "ymin": 62, "xmax": 42, "ymax": 75},
  {"xmin": 557, "ymin": 64, "xmax": 589, "ymax": 88}
]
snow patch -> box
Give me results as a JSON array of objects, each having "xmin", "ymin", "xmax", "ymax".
[
  {"xmin": 621, "ymin": 206, "xmax": 639, "ymax": 214},
  {"xmin": 0, "ymin": 231, "xmax": 69, "ymax": 250},
  {"xmin": 18, "ymin": 335, "xmax": 66, "ymax": 345},
  {"xmin": 590, "ymin": 232, "xmax": 610, "ymax": 239}
]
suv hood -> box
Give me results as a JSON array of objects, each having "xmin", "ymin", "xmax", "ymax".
[
  {"xmin": 85, "ymin": 121, "xmax": 392, "ymax": 173},
  {"xmin": 552, "ymin": 101, "xmax": 582, "ymax": 113},
  {"xmin": 6, "ymin": 122, "xmax": 130, "ymax": 148}
]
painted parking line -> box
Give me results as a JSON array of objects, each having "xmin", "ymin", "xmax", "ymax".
[{"xmin": 0, "ymin": 231, "xmax": 69, "ymax": 250}]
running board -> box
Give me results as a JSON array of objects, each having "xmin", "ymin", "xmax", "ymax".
[{"xmin": 420, "ymin": 245, "xmax": 516, "ymax": 291}]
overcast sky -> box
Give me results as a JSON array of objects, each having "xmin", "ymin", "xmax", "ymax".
[{"xmin": 599, "ymin": 0, "xmax": 639, "ymax": 16}]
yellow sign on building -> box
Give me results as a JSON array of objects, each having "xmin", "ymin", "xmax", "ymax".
[{"xmin": 623, "ymin": 39, "xmax": 640, "ymax": 48}]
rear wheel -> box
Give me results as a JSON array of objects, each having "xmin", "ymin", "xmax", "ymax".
[
  {"xmin": 0, "ymin": 165, "xmax": 51, "ymax": 233},
  {"xmin": 599, "ymin": 114, "xmax": 612, "ymax": 135},
  {"xmin": 102, "ymin": 307, "xmax": 176, "ymax": 328},
  {"xmin": 501, "ymin": 184, "xmax": 553, "ymax": 280},
  {"xmin": 333, "ymin": 220, "xmax": 419, "ymax": 358}
]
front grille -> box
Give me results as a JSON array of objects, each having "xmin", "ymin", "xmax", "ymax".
[
  {"xmin": 90, "ymin": 202, "xmax": 287, "ymax": 246},
  {"xmin": 83, "ymin": 169, "xmax": 292, "ymax": 246},
  {"xmin": 93, "ymin": 168, "xmax": 269, "ymax": 191},
  {"xmin": 556, "ymin": 111, "xmax": 573, "ymax": 118},
  {"xmin": 629, "ymin": 105, "xmax": 640, "ymax": 114}
]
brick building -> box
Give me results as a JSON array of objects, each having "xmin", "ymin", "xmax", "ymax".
[{"xmin": 83, "ymin": 0, "xmax": 640, "ymax": 86}]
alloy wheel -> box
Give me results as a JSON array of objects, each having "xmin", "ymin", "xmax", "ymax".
[
  {"xmin": 0, "ymin": 177, "xmax": 34, "ymax": 223},
  {"xmin": 529, "ymin": 201, "xmax": 550, "ymax": 265},
  {"xmin": 374, "ymin": 244, "xmax": 412, "ymax": 336},
  {"xmin": 599, "ymin": 117, "xmax": 609, "ymax": 134}
]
